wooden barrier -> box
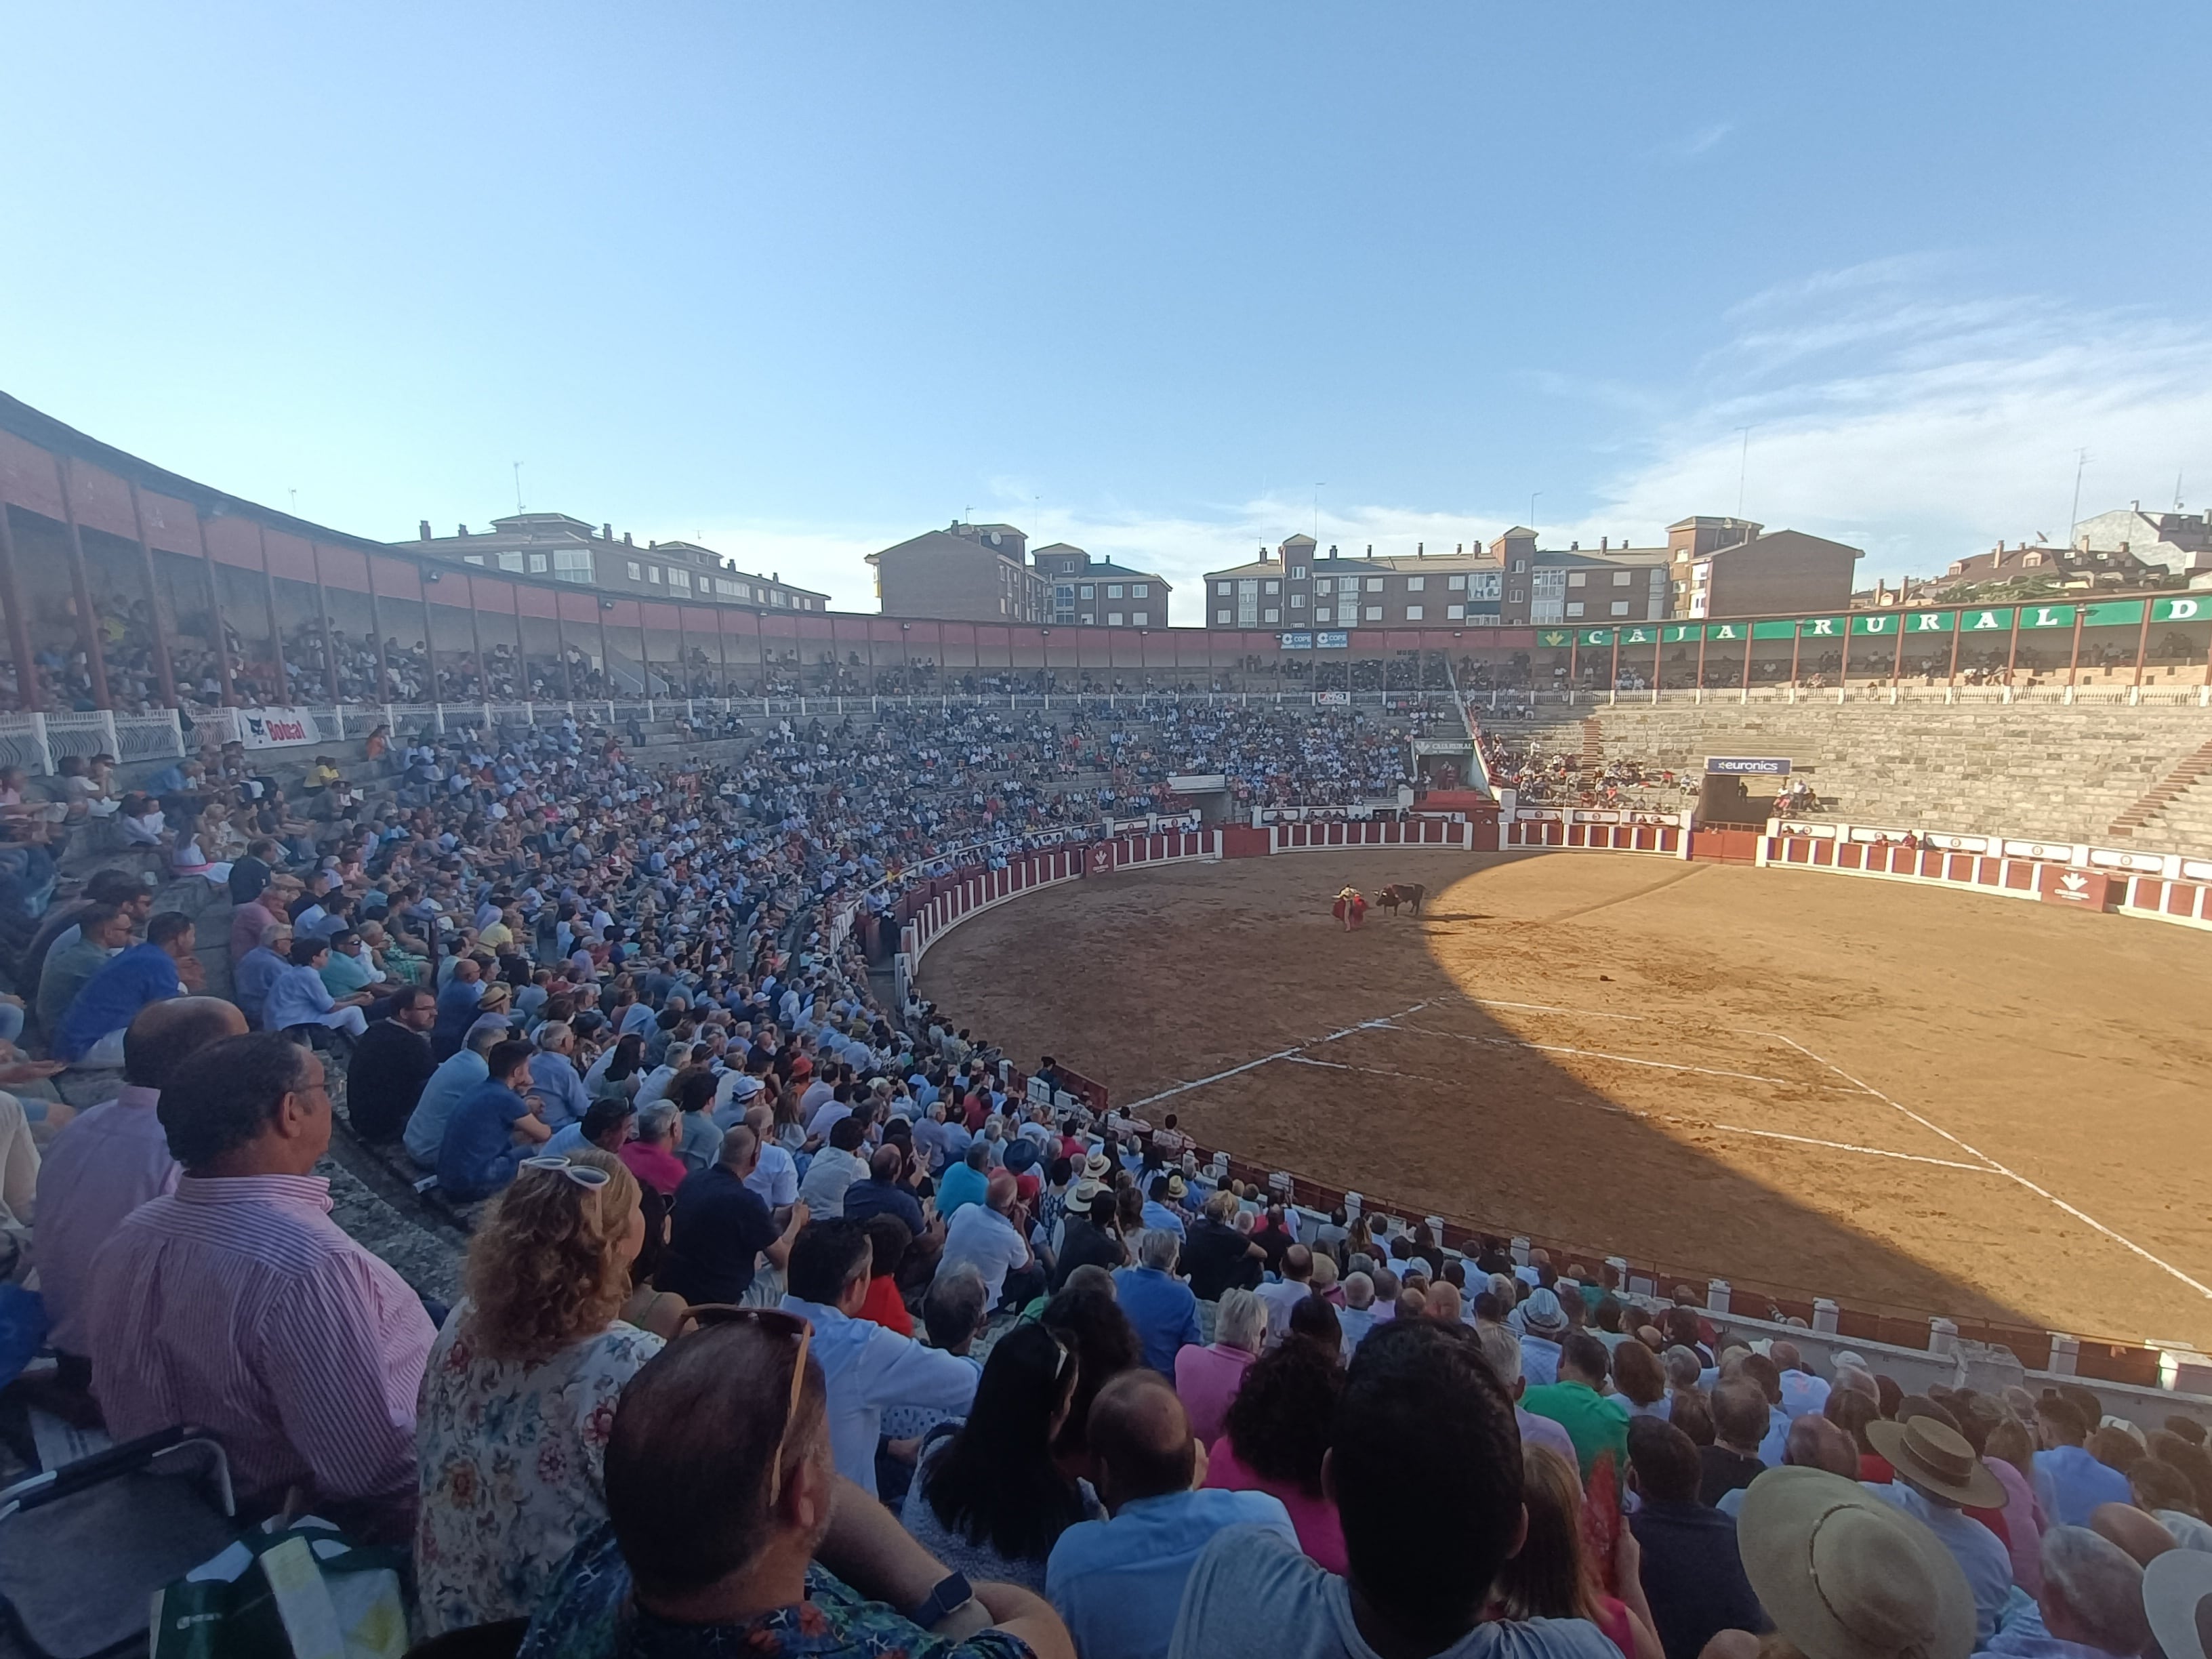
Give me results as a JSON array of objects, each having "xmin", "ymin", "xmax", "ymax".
[
  {"xmin": 1271, "ymin": 816, "xmax": 1474, "ymax": 853},
  {"xmin": 1504, "ymin": 808, "xmax": 1689, "ymax": 856},
  {"xmin": 2118, "ymin": 874, "xmax": 2212, "ymax": 932}
]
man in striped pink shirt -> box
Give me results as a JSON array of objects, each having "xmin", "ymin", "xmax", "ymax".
[{"xmin": 85, "ymin": 1031, "xmax": 435, "ymax": 1540}]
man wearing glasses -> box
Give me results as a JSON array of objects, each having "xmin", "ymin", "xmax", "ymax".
[{"xmin": 82, "ymin": 1031, "xmax": 436, "ymax": 1543}]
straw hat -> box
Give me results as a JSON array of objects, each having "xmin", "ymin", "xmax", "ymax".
[
  {"xmin": 1864, "ymin": 1415, "xmax": 2003, "ymax": 1509},
  {"xmin": 1738, "ymin": 1467, "xmax": 1974, "ymax": 1659},
  {"xmin": 1070, "ymin": 1177, "xmax": 1107, "ymax": 1208},
  {"xmin": 1082, "ymin": 1151, "xmax": 1113, "ymax": 1181},
  {"xmin": 2145, "ymin": 1547, "xmax": 2212, "ymax": 1659}
]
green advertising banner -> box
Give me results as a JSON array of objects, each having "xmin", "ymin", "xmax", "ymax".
[
  {"xmin": 1702, "ymin": 621, "xmax": 1750, "ymax": 642},
  {"xmin": 1578, "ymin": 628, "xmax": 1613, "ymax": 646},
  {"xmin": 1619, "ymin": 625, "xmax": 1658, "ymax": 645},
  {"xmin": 1849, "ymin": 614, "xmax": 1898, "ymax": 635},
  {"xmin": 1750, "ymin": 619, "xmax": 1797, "ymax": 640},
  {"xmin": 1662, "ymin": 623, "xmax": 1703, "ymax": 642},
  {"xmin": 2152, "ymin": 596, "xmax": 2212, "ymax": 623},
  {"xmin": 1902, "ymin": 611, "xmax": 1954, "ymax": 634},
  {"xmin": 1536, "ymin": 630, "xmax": 1573, "ymax": 648},
  {"xmin": 2015, "ymin": 605, "xmax": 2075, "ymax": 630},
  {"xmin": 1799, "ymin": 617, "xmax": 1848, "ymax": 640},
  {"xmin": 2083, "ymin": 600, "xmax": 2146, "ymax": 626},
  {"xmin": 1954, "ymin": 608, "xmax": 2013, "ymax": 633}
]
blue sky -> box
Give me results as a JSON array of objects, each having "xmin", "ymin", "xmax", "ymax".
[{"xmin": 6, "ymin": 5, "xmax": 2210, "ymax": 619}]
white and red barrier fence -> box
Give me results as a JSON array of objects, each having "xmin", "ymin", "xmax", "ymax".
[
  {"xmin": 1504, "ymin": 806, "xmax": 1691, "ymax": 857},
  {"xmin": 1270, "ymin": 816, "xmax": 1475, "ymax": 853}
]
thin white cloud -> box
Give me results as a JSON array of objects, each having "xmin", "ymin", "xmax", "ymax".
[
  {"xmin": 1582, "ymin": 266, "xmax": 2212, "ymax": 584},
  {"xmin": 1673, "ymin": 121, "xmax": 1735, "ymax": 161}
]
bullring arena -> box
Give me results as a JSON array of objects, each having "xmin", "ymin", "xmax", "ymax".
[{"xmin": 918, "ymin": 839, "xmax": 2212, "ymax": 1362}]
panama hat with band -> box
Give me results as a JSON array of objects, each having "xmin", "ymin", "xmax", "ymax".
[
  {"xmin": 2146, "ymin": 1548, "xmax": 2212, "ymax": 1659},
  {"xmin": 1739, "ymin": 1466, "xmax": 1974, "ymax": 1659},
  {"xmin": 1864, "ymin": 1415, "xmax": 2004, "ymax": 1509},
  {"xmin": 1082, "ymin": 1151, "xmax": 1113, "ymax": 1181}
]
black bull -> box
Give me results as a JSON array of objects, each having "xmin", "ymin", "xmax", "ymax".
[{"xmin": 1376, "ymin": 882, "xmax": 1426, "ymax": 916}]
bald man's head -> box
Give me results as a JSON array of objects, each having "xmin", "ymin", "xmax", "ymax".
[
  {"xmin": 1089, "ymin": 1370, "xmax": 1197, "ymax": 1514},
  {"xmin": 718, "ymin": 1124, "xmax": 760, "ymax": 1176},
  {"xmin": 125, "ymin": 997, "xmax": 250, "ymax": 1090},
  {"xmin": 1784, "ymin": 1414, "xmax": 1858, "ymax": 1477},
  {"xmin": 2089, "ymin": 1501, "xmax": 2177, "ymax": 1568}
]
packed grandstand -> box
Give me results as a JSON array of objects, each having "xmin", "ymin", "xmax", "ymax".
[{"xmin": 0, "ymin": 672, "xmax": 2198, "ymax": 1659}]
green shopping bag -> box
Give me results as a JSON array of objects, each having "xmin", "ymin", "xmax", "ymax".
[{"xmin": 150, "ymin": 1519, "xmax": 409, "ymax": 1659}]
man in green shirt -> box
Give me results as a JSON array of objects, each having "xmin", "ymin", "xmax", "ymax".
[{"xmin": 1521, "ymin": 1331, "xmax": 1631, "ymax": 1483}]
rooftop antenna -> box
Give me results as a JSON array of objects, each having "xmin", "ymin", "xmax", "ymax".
[
  {"xmin": 1530, "ymin": 492, "xmax": 1541, "ymax": 532},
  {"xmin": 1313, "ymin": 483, "xmax": 1324, "ymax": 541},
  {"xmin": 1735, "ymin": 426, "xmax": 1751, "ymax": 518},
  {"xmin": 288, "ymin": 488, "xmax": 297, "ymax": 513},
  {"xmin": 2175, "ymin": 470, "xmax": 2185, "ymax": 511},
  {"xmin": 2068, "ymin": 449, "xmax": 2089, "ymax": 547},
  {"xmin": 513, "ymin": 462, "xmax": 525, "ymax": 513}
]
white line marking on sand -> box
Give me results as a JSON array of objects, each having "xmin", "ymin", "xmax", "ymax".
[
  {"xmin": 1706, "ymin": 1124, "xmax": 2000, "ymax": 1174},
  {"xmin": 1771, "ymin": 1033, "xmax": 2212, "ymax": 1303},
  {"xmin": 1120, "ymin": 1000, "xmax": 1431, "ymax": 1113},
  {"xmin": 1390, "ymin": 1022, "xmax": 1865, "ymax": 1092}
]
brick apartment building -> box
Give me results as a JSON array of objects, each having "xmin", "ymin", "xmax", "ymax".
[
  {"xmin": 404, "ymin": 512, "xmax": 830, "ymax": 611},
  {"xmin": 1666, "ymin": 516, "xmax": 1860, "ymax": 618},
  {"xmin": 866, "ymin": 522, "xmax": 1169, "ymax": 625}
]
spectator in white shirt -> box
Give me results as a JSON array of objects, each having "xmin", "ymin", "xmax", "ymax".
[
  {"xmin": 742, "ymin": 1103, "xmax": 800, "ymax": 1210},
  {"xmin": 796, "ymin": 1114, "xmax": 870, "ymax": 1217},
  {"xmin": 937, "ymin": 1171, "xmax": 1037, "ymax": 1311},
  {"xmin": 778, "ymin": 1217, "xmax": 977, "ymax": 1498},
  {"xmin": 1254, "ymin": 1245, "xmax": 1315, "ymax": 1347}
]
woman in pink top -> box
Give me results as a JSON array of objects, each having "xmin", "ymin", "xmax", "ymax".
[
  {"xmin": 1982, "ymin": 1420, "xmax": 2045, "ymax": 1596},
  {"xmin": 1202, "ymin": 1319, "xmax": 1349, "ymax": 1574},
  {"xmin": 1175, "ymin": 1288, "xmax": 1266, "ymax": 1448}
]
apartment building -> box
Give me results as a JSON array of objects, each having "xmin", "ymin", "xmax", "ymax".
[
  {"xmin": 1202, "ymin": 534, "xmax": 1506, "ymax": 630},
  {"xmin": 405, "ymin": 513, "xmax": 829, "ymax": 611},
  {"xmin": 1665, "ymin": 516, "xmax": 1862, "ymax": 617},
  {"xmin": 866, "ymin": 522, "xmax": 1050, "ymax": 622},
  {"xmin": 1029, "ymin": 543, "xmax": 1172, "ymax": 626},
  {"xmin": 1492, "ymin": 527, "xmax": 1672, "ymax": 626}
]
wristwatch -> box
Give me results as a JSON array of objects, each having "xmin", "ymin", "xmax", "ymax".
[{"xmin": 905, "ymin": 1572, "xmax": 975, "ymax": 1631}]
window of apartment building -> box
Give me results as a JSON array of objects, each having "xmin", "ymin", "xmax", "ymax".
[
  {"xmin": 1566, "ymin": 601, "xmax": 1585, "ymax": 618},
  {"xmin": 1216, "ymin": 609, "xmax": 1232, "ymax": 624},
  {"xmin": 732, "ymin": 581, "xmax": 752, "ymax": 600},
  {"xmin": 1290, "ymin": 593, "xmax": 1306, "ymax": 609},
  {"xmin": 1081, "ymin": 611, "xmax": 1095, "ymax": 623},
  {"xmin": 1132, "ymin": 610, "xmax": 1148, "ymax": 626},
  {"xmin": 529, "ymin": 552, "xmax": 550, "ymax": 574},
  {"xmin": 554, "ymin": 550, "xmax": 592, "ymax": 583},
  {"xmin": 1365, "ymin": 577, "xmax": 1383, "ymax": 592},
  {"xmin": 462, "ymin": 554, "xmax": 485, "ymax": 567},
  {"xmin": 1109, "ymin": 611, "xmax": 1124, "ymax": 626},
  {"xmin": 668, "ymin": 567, "xmax": 690, "ymax": 590},
  {"xmin": 1448, "ymin": 574, "xmax": 1467, "ymax": 591},
  {"xmin": 1471, "ymin": 572, "xmax": 1501, "ymax": 600},
  {"xmin": 1263, "ymin": 607, "xmax": 1281, "ymax": 623},
  {"xmin": 1567, "ymin": 571, "xmax": 1586, "ymax": 588},
  {"xmin": 1080, "ymin": 584, "xmax": 1094, "ymax": 598},
  {"xmin": 1447, "ymin": 603, "xmax": 1465, "ymax": 620},
  {"xmin": 1216, "ymin": 581, "xmax": 1232, "ymax": 596},
  {"xmin": 1290, "ymin": 565, "xmax": 1307, "ymax": 579},
  {"xmin": 1313, "ymin": 606, "xmax": 1332, "ymax": 623},
  {"xmin": 1512, "ymin": 560, "xmax": 1527, "ymax": 573},
  {"xmin": 1607, "ymin": 600, "xmax": 1628, "ymax": 616},
  {"xmin": 1315, "ymin": 577, "xmax": 1332, "ymax": 594},
  {"xmin": 1405, "ymin": 604, "xmax": 1424, "ymax": 621},
  {"xmin": 1510, "ymin": 588, "xmax": 1525, "ymax": 603},
  {"xmin": 1265, "ymin": 579, "xmax": 1279, "ymax": 594},
  {"xmin": 497, "ymin": 551, "xmax": 525, "ymax": 573},
  {"xmin": 626, "ymin": 560, "xmax": 644, "ymax": 582},
  {"xmin": 1406, "ymin": 575, "xmax": 1425, "ymax": 592},
  {"xmin": 1364, "ymin": 605, "xmax": 1382, "ymax": 621},
  {"xmin": 1000, "ymin": 598, "xmax": 1009, "ymax": 615},
  {"xmin": 770, "ymin": 591, "xmax": 785, "ymax": 606},
  {"xmin": 1236, "ymin": 579, "xmax": 1259, "ymax": 627},
  {"xmin": 1614, "ymin": 570, "xmax": 1633, "ymax": 586},
  {"xmin": 1133, "ymin": 583, "xmax": 1149, "ymax": 597},
  {"xmin": 1107, "ymin": 584, "xmax": 1124, "ymax": 599}
]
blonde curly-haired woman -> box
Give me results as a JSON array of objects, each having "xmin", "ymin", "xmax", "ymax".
[{"xmin": 413, "ymin": 1148, "xmax": 665, "ymax": 1635}]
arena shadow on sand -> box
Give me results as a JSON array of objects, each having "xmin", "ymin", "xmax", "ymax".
[{"xmin": 916, "ymin": 845, "xmax": 2212, "ymax": 1355}]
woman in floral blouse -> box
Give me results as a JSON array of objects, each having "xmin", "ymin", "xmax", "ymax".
[{"xmin": 415, "ymin": 1147, "xmax": 666, "ymax": 1635}]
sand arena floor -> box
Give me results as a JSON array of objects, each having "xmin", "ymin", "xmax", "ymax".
[{"xmin": 917, "ymin": 848, "xmax": 2212, "ymax": 1351}]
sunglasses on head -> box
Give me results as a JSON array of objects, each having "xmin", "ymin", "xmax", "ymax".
[
  {"xmin": 685, "ymin": 1306, "xmax": 813, "ymax": 1506},
  {"xmin": 518, "ymin": 1155, "xmax": 611, "ymax": 1189}
]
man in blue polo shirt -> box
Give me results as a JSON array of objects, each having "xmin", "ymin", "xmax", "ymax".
[
  {"xmin": 1113, "ymin": 1227, "xmax": 1202, "ymax": 1375},
  {"xmin": 1048, "ymin": 1370, "xmax": 1296, "ymax": 1659},
  {"xmin": 55, "ymin": 912, "xmax": 199, "ymax": 1067},
  {"xmin": 436, "ymin": 1039, "xmax": 549, "ymax": 1200}
]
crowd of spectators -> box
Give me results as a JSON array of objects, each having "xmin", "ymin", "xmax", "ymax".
[
  {"xmin": 0, "ymin": 697, "xmax": 2204, "ymax": 1659},
  {"xmin": 1476, "ymin": 732, "xmax": 1692, "ymax": 812}
]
